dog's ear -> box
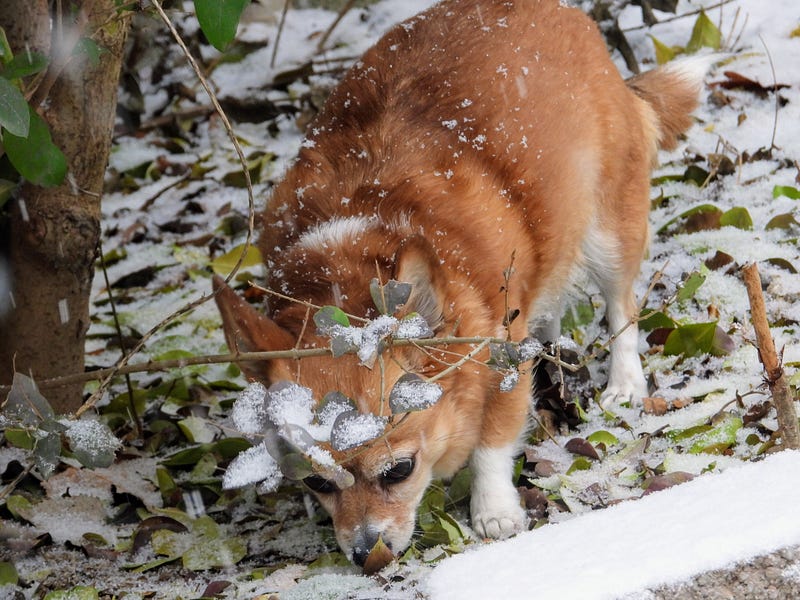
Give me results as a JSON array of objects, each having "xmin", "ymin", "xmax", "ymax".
[
  {"xmin": 212, "ymin": 275, "xmax": 295, "ymax": 382},
  {"xmin": 394, "ymin": 236, "xmax": 446, "ymax": 331}
]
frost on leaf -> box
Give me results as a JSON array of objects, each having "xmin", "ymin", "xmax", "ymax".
[
  {"xmin": 65, "ymin": 419, "xmax": 120, "ymax": 468},
  {"xmin": 330, "ymin": 411, "xmax": 387, "ymax": 451},
  {"xmin": 388, "ymin": 373, "xmax": 443, "ymax": 414},
  {"xmin": 395, "ymin": 314, "xmax": 434, "ymax": 340},
  {"xmin": 518, "ymin": 337, "xmax": 544, "ymax": 361},
  {"xmin": 316, "ymin": 391, "xmax": 356, "ymax": 436},
  {"xmin": 222, "ymin": 441, "xmax": 281, "ymax": 492},
  {"xmin": 264, "ymin": 381, "xmax": 315, "ymax": 429},
  {"xmin": 500, "ymin": 370, "xmax": 520, "ymax": 392},
  {"xmin": 231, "ymin": 382, "xmax": 268, "ymax": 435}
]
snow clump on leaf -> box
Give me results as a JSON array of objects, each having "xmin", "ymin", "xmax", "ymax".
[
  {"xmin": 223, "ymin": 441, "xmax": 282, "ymax": 493},
  {"xmin": 64, "ymin": 418, "xmax": 120, "ymax": 468},
  {"xmin": 388, "ymin": 373, "xmax": 443, "ymax": 414},
  {"xmin": 330, "ymin": 411, "xmax": 388, "ymax": 451},
  {"xmin": 265, "ymin": 381, "xmax": 315, "ymax": 429},
  {"xmin": 231, "ymin": 382, "xmax": 269, "ymax": 434}
]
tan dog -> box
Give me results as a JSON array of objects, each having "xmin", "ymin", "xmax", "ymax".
[{"xmin": 215, "ymin": 0, "xmax": 708, "ymax": 566}]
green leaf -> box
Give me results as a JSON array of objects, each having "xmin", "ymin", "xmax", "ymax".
[
  {"xmin": 4, "ymin": 106, "xmax": 67, "ymax": 187},
  {"xmin": 688, "ymin": 413, "xmax": 742, "ymax": 454},
  {"xmin": 639, "ymin": 310, "xmax": 677, "ymax": 332},
  {"xmin": 586, "ymin": 430, "xmax": 619, "ymax": 447},
  {"xmin": 0, "ymin": 561, "xmax": 18, "ymax": 585},
  {"xmin": 6, "ymin": 494, "xmax": 33, "ymax": 520},
  {"xmin": 566, "ymin": 456, "xmax": 593, "ymax": 475},
  {"xmin": 561, "ymin": 300, "xmax": 595, "ymax": 332},
  {"xmin": 650, "ymin": 35, "xmax": 678, "ymax": 64},
  {"xmin": 161, "ymin": 444, "xmax": 212, "ymax": 467},
  {"xmin": 2, "ymin": 52, "xmax": 48, "ymax": 79},
  {"xmin": 313, "ymin": 305, "xmax": 350, "ymax": 330},
  {"xmin": 73, "ymin": 38, "xmax": 102, "ymax": 66},
  {"xmin": 194, "ymin": 0, "xmax": 249, "ymax": 51},
  {"xmin": 388, "ymin": 373, "xmax": 443, "ymax": 414},
  {"xmin": 677, "ymin": 270, "xmax": 706, "ymax": 302},
  {"xmin": 663, "ymin": 322, "xmax": 718, "ymax": 357},
  {"xmin": 178, "ymin": 416, "xmax": 216, "ymax": 444},
  {"xmin": 720, "ymin": 206, "xmax": 753, "ymax": 230},
  {"xmin": 687, "ymin": 10, "xmax": 722, "ymax": 53},
  {"xmin": 44, "ymin": 587, "xmax": 100, "ymax": 600},
  {"xmin": 0, "ymin": 75, "xmax": 29, "ymax": 136},
  {"xmin": 773, "ymin": 185, "xmax": 800, "ymax": 200},
  {"xmin": 210, "ymin": 243, "xmax": 263, "ymax": 277}
]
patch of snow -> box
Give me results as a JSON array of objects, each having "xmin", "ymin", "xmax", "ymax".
[
  {"xmin": 223, "ymin": 441, "xmax": 282, "ymax": 492},
  {"xmin": 425, "ymin": 451, "xmax": 800, "ymax": 600},
  {"xmin": 231, "ymin": 382, "xmax": 269, "ymax": 435}
]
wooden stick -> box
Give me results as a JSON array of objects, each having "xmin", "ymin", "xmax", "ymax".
[{"xmin": 742, "ymin": 262, "xmax": 800, "ymax": 449}]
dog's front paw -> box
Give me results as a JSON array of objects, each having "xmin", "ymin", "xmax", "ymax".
[
  {"xmin": 599, "ymin": 379, "xmax": 647, "ymax": 408},
  {"xmin": 470, "ymin": 488, "xmax": 528, "ymax": 540}
]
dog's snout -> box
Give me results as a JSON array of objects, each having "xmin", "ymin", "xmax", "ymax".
[{"xmin": 352, "ymin": 526, "xmax": 388, "ymax": 567}]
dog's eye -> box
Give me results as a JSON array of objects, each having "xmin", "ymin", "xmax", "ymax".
[
  {"xmin": 303, "ymin": 474, "xmax": 337, "ymax": 494},
  {"xmin": 381, "ymin": 457, "xmax": 415, "ymax": 484}
]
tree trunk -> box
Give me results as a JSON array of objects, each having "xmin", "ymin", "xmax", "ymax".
[{"xmin": 0, "ymin": 1, "xmax": 130, "ymax": 413}]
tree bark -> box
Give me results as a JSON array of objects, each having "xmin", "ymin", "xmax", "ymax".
[{"xmin": 0, "ymin": 1, "xmax": 131, "ymax": 413}]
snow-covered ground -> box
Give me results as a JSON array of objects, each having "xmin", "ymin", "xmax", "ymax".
[{"xmin": 426, "ymin": 450, "xmax": 800, "ymax": 600}]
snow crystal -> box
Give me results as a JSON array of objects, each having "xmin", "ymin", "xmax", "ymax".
[
  {"xmin": 265, "ymin": 381, "xmax": 315, "ymax": 429},
  {"xmin": 330, "ymin": 411, "xmax": 388, "ymax": 451},
  {"xmin": 282, "ymin": 573, "xmax": 383, "ymax": 600},
  {"xmin": 232, "ymin": 382, "xmax": 269, "ymax": 435},
  {"xmin": 441, "ymin": 119, "xmax": 458, "ymax": 130},
  {"xmin": 223, "ymin": 441, "xmax": 281, "ymax": 492}
]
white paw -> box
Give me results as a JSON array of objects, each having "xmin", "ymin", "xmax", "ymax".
[
  {"xmin": 599, "ymin": 379, "xmax": 647, "ymax": 408},
  {"xmin": 470, "ymin": 488, "xmax": 528, "ymax": 540}
]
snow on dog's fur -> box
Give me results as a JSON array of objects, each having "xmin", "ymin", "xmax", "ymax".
[{"xmin": 215, "ymin": 0, "xmax": 709, "ymax": 567}]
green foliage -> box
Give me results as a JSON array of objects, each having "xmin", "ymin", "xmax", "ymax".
[
  {"xmin": 3, "ymin": 105, "xmax": 67, "ymax": 187},
  {"xmin": 0, "ymin": 561, "xmax": 19, "ymax": 586},
  {"xmin": 194, "ymin": 0, "xmax": 250, "ymax": 51},
  {"xmin": 44, "ymin": 587, "xmax": 100, "ymax": 600},
  {"xmin": 663, "ymin": 322, "xmax": 731, "ymax": 357},
  {"xmin": 650, "ymin": 10, "xmax": 721, "ymax": 64},
  {"xmin": 0, "ymin": 74, "xmax": 29, "ymax": 136},
  {"xmin": 720, "ymin": 206, "xmax": 753, "ymax": 230},
  {"xmin": 210, "ymin": 243, "xmax": 263, "ymax": 277},
  {"xmin": 773, "ymin": 185, "xmax": 800, "ymax": 200}
]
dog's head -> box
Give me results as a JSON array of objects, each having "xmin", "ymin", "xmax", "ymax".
[{"xmin": 212, "ymin": 240, "xmax": 490, "ymax": 565}]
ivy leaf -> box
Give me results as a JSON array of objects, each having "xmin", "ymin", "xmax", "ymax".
[
  {"xmin": 686, "ymin": 10, "xmax": 722, "ymax": 53},
  {"xmin": 388, "ymin": 373, "xmax": 443, "ymax": 414},
  {"xmin": 194, "ymin": 0, "xmax": 249, "ymax": 51},
  {"xmin": 639, "ymin": 309, "xmax": 677, "ymax": 332},
  {"xmin": 0, "ymin": 75, "xmax": 29, "ymax": 136},
  {"xmin": 370, "ymin": 278, "xmax": 412, "ymax": 315},
  {"xmin": 65, "ymin": 419, "xmax": 120, "ymax": 468},
  {"xmin": 4, "ymin": 106, "xmax": 67, "ymax": 187}
]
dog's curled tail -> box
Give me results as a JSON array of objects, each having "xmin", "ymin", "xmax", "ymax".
[{"xmin": 627, "ymin": 55, "xmax": 716, "ymax": 151}]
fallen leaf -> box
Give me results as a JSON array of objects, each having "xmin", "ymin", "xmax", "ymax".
[
  {"xmin": 363, "ymin": 535, "xmax": 395, "ymax": 575},
  {"xmin": 643, "ymin": 397, "xmax": 669, "ymax": 416}
]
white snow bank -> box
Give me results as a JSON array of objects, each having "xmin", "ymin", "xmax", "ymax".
[{"xmin": 426, "ymin": 450, "xmax": 800, "ymax": 600}]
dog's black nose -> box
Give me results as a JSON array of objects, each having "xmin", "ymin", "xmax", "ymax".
[{"xmin": 352, "ymin": 527, "xmax": 387, "ymax": 567}]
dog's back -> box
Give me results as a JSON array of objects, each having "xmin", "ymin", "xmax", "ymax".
[{"xmin": 218, "ymin": 0, "xmax": 708, "ymax": 566}]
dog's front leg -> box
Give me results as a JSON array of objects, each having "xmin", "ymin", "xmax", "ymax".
[{"xmin": 469, "ymin": 380, "xmax": 531, "ymax": 540}]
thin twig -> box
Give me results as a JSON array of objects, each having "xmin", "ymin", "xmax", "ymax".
[
  {"xmin": 759, "ymin": 34, "xmax": 780, "ymax": 153},
  {"xmin": 271, "ymin": 0, "xmax": 292, "ymax": 69},
  {"xmin": 621, "ymin": 0, "xmax": 735, "ymax": 32},
  {"xmin": 316, "ymin": 0, "xmax": 356, "ymax": 54},
  {"xmin": 98, "ymin": 241, "xmax": 142, "ymax": 439}
]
